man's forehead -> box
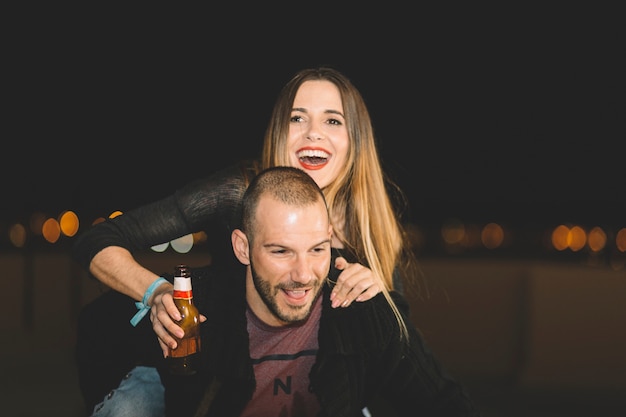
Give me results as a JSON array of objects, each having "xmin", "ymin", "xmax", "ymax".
[
  {"xmin": 256, "ymin": 196, "xmax": 327, "ymax": 220},
  {"xmin": 255, "ymin": 198, "xmax": 329, "ymax": 239}
]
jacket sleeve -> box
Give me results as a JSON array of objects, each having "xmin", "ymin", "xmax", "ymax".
[{"xmin": 71, "ymin": 162, "xmax": 252, "ymax": 271}]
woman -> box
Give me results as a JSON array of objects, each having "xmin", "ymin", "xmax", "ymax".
[{"xmin": 74, "ymin": 67, "xmax": 422, "ymax": 415}]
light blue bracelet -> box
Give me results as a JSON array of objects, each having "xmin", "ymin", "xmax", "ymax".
[{"xmin": 130, "ymin": 277, "xmax": 169, "ymax": 327}]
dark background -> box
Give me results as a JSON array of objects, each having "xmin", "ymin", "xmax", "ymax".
[{"xmin": 3, "ymin": 8, "xmax": 624, "ymax": 232}]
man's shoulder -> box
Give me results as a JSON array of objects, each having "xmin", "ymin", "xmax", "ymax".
[{"xmin": 319, "ymin": 289, "xmax": 404, "ymax": 353}]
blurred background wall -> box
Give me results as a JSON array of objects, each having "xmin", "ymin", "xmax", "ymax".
[{"xmin": 1, "ymin": 251, "xmax": 624, "ymax": 416}]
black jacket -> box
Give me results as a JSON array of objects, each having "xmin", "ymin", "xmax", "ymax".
[{"xmin": 157, "ymin": 262, "xmax": 481, "ymax": 417}]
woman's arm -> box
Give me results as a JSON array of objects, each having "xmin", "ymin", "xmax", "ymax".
[{"xmin": 72, "ymin": 163, "xmax": 250, "ymax": 354}]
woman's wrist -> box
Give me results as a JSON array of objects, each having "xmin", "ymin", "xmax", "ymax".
[{"xmin": 130, "ymin": 277, "xmax": 169, "ymax": 327}]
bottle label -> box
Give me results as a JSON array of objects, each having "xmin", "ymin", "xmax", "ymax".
[{"xmin": 173, "ymin": 289, "xmax": 193, "ymax": 299}]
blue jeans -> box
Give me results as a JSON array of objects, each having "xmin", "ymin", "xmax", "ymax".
[
  {"xmin": 89, "ymin": 366, "xmax": 164, "ymax": 417},
  {"xmin": 87, "ymin": 365, "xmax": 373, "ymax": 416}
]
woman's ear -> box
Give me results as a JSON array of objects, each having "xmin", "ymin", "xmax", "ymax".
[{"xmin": 231, "ymin": 229, "xmax": 250, "ymax": 265}]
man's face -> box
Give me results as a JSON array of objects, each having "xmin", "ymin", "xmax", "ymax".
[{"xmin": 245, "ymin": 195, "xmax": 332, "ymax": 326}]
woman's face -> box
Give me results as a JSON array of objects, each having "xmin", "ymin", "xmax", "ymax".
[{"xmin": 287, "ymin": 80, "xmax": 350, "ymax": 189}]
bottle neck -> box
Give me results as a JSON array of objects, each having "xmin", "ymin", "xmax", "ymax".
[{"xmin": 173, "ymin": 276, "xmax": 193, "ymax": 299}]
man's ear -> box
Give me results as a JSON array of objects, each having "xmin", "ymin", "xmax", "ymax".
[{"xmin": 231, "ymin": 229, "xmax": 250, "ymax": 265}]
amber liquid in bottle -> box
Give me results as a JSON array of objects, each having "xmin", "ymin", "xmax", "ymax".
[{"xmin": 168, "ymin": 264, "xmax": 201, "ymax": 375}]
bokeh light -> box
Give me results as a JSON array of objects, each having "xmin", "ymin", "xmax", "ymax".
[
  {"xmin": 171, "ymin": 234, "xmax": 194, "ymax": 254},
  {"xmin": 42, "ymin": 218, "xmax": 61, "ymax": 243},
  {"xmin": 587, "ymin": 227, "xmax": 607, "ymax": 252},
  {"xmin": 481, "ymin": 222, "xmax": 505, "ymax": 249},
  {"xmin": 616, "ymin": 228, "xmax": 626, "ymax": 252},
  {"xmin": 59, "ymin": 210, "xmax": 79, "ymax": 237},
  {"xmin": 9, "ymin": 223, "xmax": 27, "ymax": 248}
]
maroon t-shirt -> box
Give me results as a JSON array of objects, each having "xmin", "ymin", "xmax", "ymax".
[{"xmin": 240, "ymin": 296, "xmax": 322, "ymax": 417}]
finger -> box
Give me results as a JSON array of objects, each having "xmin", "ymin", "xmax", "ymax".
[
  {"xmin": 354, "ymin": 283, "xmax": 381, "ymax": 302},
  {"xmin": 331, "ymin": 264, "xmax": 369, "ymax": 307},
  {"xmin": 334, "ymin": 256, "xmax": 348, "ymax": 270},
  {"xmin": 157, "ymin": 305, "xmax": 184, "ymax": 340},
  {"xmin": 161, "ymin": 292, "xmax": 181, "ymax": 321},
  {"xmin": 339, "ymin": 277, "xmax": 377, "ymax": 307},
  {"xmin": 158, "ymin": 337, "xmax": 169, "ymax": 358},
  {"xmin": 151, "ymin": 296, "xmax": 184, "ymax": 347},
  {"xmin": 153, "ymin": 291, "xmax": 185, "ymax": 338},
  {"xmin": 330, "ymin": 257, "xmax": 349, "ymax": 299},
  {"xmin": 150, "ymin": 309, "xmax": 178, "ymax": 355},
  {"xmin": 331, "ymin": 261, "xmax": 384, "ymax": 307}
]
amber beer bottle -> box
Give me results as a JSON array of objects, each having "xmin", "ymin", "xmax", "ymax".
[{"xmin": 168, "ymin": 264, "xmax": 201, "ymax": 375}]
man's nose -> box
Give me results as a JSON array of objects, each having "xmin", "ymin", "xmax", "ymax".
[{"xmin": 291, "ymin": 257, "xmax": 314, "ymax": 284}]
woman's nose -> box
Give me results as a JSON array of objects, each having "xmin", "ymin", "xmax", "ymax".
[{"xmin": 306, "ymin": 124, "xmax": 324, "ymax": 141}]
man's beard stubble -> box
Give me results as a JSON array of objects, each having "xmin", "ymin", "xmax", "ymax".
[{"xmin": 250, "ymin": 261, "xmax": 323, "ymax": 324}]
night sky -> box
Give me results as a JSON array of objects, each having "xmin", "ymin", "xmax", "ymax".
[{"xmin": 4, "ymin": 10, "xmax": 624, "ymax": 231}]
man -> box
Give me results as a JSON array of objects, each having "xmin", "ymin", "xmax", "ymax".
[{"xmin": 158, "ymin": 166, "xmax": 481, "ymax": 416}]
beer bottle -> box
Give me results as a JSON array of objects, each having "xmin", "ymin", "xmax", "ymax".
[{"xmin": 168, "ymin": 264, "xmax": 201, "ymax": 375}]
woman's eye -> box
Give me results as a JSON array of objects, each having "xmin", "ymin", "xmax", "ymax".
[
  {"xmin": 290, "ymin": 115, "xmax": 303, "ymax": 123},
  {"xmin": 328, "ymin": 118, "xmax": 342, "ymax": 126}
]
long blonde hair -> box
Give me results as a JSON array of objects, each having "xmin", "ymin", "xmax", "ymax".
[{"xmin": 261, "ymin": 67, "xmax": 418, "ymax": 340}]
